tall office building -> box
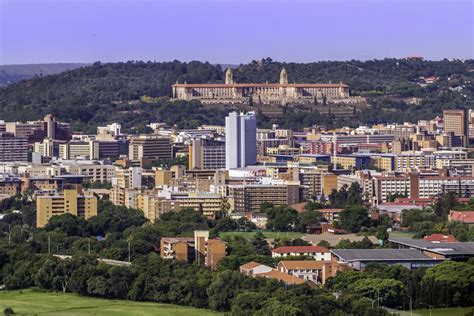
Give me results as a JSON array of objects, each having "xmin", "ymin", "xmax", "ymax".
[
  {"xmin": 0, "ymin": 133, "xmax": 28, "ymax": 162},
  {"xmin": 129, "ymin": 136, "xmax": 172, "ymax": 161},
  {"xmin": 225, "ymin": 111, "xmax": 257, "ymax": 169},
  {"xmin": 189, "ymin": 138, "xmax": 226, "ymax": 170},
  {"xmin": 444, "ymin": 109, "xmax": 469, "ymax": 147}
]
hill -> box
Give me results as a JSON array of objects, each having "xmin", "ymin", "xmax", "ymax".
[
  {"xmin": 0, "ymin": 63, "xmax": 90, "ymax": 86},
  {"xmin": 0, "ymin": 289, "xmax": 221, "ymax": 316},
  {"xmin": 0, "ymin": 59, "xmax": 472, "ymax": 132}
]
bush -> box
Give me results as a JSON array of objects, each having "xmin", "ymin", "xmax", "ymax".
[{"xmin": 3, "ymin": 307, "xmax": 14, "ymax": 315}]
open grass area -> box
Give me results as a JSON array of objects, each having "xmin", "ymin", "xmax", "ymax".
[
  {"xmin": 219, "ymin": 231, "xmax": 303, "ymax": 240},
  {"xmin": 393, "ymin": 307, "xmax": 474, "ymax": 316},
  {"xmin": 0, "ymin": 289, "xmax": 221, "ymax": 316},
  {"xmin": 389, "ymin": 231, "xmax": 416, "ymax": 239}
]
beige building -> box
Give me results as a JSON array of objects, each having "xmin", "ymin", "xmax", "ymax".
[
  {"xmin": 189, "ymin": 138, "xmax": 225, "ymax": 170},
  {"xmin": 228, "ymin": 184, "xmax": 300, "ymax": 213},
  {"xmin": 67, "ymin": 164, "xmax": 116, "ymax": 183},
  {"xmin": 129, "ymin": 136, "xmax": 172, "ymax": 161},
  {"xmin": 172, "ymin": 68, "xmax": 351, "ymax": 105},
  {"xmin": 36, "ymin": 188, "xmax": 97, "ymax": 228},
  {"xmin": 444, "ymin": 109, "xmax": 469, "ymax": 147}
]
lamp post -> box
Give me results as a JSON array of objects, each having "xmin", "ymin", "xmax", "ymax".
[{"xmin": 420, "ymin": 302, "xmax": 433, "ymax": 316}]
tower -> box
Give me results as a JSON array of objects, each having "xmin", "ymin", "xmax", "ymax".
[
  {"xmin": 225, "ymin": 67, "xmax": 234, "ymax": 85},
  {"xmin": 279, "ymin": 67, "xmax": 288, "ymax": 85},
  {"xmin": 225, "ymin": 111, "xmax": 257, "ymax": 169}
]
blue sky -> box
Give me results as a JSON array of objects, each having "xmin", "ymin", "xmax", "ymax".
[{"xmin": 1, "ymin": 0, "xmax": 473, "ymax": 65}]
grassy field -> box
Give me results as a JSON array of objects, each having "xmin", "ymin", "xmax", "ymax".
[
  {"xmin": 389, "ymin": 231, "xmax": 416, "ymax": 239},
  {"xmin": 0, "ymin": 289, "xmax": 221, "ymax": 316},
  {"xmin": 219, "ymin": 231, "xmax": 303, "ymax": 240},
  {"xmin": 393, "ymin": 307, "xmax": 474, "ymax": 316}
]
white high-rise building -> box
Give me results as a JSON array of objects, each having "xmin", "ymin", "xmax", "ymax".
[{"xmin": 225, "ymin": 111, "xmax": 257, "ymax": 169}]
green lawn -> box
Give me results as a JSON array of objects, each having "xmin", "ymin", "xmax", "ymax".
[
  {"xmin": 219, "ymin": 231, "xmax": 303, "ymax": 240},
  {"xmin": 0, "ymin": 289, "xmax": 221, "ymax": 316},
  {"xmin": 392, "ymin": 307, "xmax": 474, "ymax": 316},
  {"xmin": 389, "ymin": 231, "xmax": 416, "ymax": 239}
]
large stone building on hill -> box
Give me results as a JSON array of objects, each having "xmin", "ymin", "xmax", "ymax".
[{"xmin": 172, "ymin": 68, "xmax": 351, "ymax": 105}]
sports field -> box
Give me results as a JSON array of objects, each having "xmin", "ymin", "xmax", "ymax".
[
  {"xmin": 392, "ymin": 307, "xmax": 474, "ymax": 316},
  {"xmin": 219, "ymin": 231, "xmax": 303, "ymax": 240},
  {"xmin": 0, "ymin": 289, "xmax": 221, "ymax": 315}
]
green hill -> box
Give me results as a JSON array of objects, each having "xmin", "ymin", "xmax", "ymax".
[
  {"xmin": 0, "ymin": 63, "xmax": 90, "ymax": 86},
  {"xmin": 0, "ymin": 59, "xmax": 472, "ymax": 132}
]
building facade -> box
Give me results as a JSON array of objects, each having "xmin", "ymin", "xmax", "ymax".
[
  {"xmin": 172, "ymin": 68, "xmax": 350, "ymax": 105},
  {"xmin": 225, "ymin": 111, "xmax": 257, "ymax": 169}
]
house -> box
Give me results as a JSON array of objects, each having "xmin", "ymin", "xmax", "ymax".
[
  {"xmin": 319, "ymin": 208, "xmax": 344, "ymax": 223},
  {"xmin": 449, "ymin": 210, "xmax": 474, "ymax": 225},
  {"xmin": 423, "ymin": 234, "xmax": 458, "ymax": 243},
  {"xmin": 389, "ymin": 238, "xmax": 474, "ymax": 261},
  {"xmin": 271, "ymin": 246, "xmax": 331, "ymax": 261},
  {"xmin": 276, "ymin": 260, "xmax": 348, "ymax": 285},
  {"xmin": 331, "ymin": 249, "xmax": 444, "ymax": 270},
  {"xmin": 239, "ymin": 261, "xmax": 305, "ymax": 285},
  {"xmin": 240, "ymin": 261, "xmax": 274, "ymax": 276}
]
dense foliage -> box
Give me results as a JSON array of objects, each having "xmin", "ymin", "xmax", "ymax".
[
  {"xmin": 401, "ymin": 196, "xmax": 474, "ymax": 241},
  {"xmin": 327, "ymin": 261, "xmax": 474, "ymax": 309}
]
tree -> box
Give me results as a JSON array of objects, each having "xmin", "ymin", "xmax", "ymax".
[
  {"xmin": 348, "ymin": 278, "xmax": 405, "ymax": 308},
  {"xmin": 317, "ymin": 240, "xmax": 331, "ymax": 249},
  {"xmin": 207, "ymin": 270, "xmax": 246, "ymax": 311},
  {"xmin": 336, "ymin": 206, "xmax": 371, "ymax": 233},
  {"xmin": 296, "ymin": 210, "xmax": 324, "ymax": 232},
  {"xmin": 252, "ymin": 233, "xmax": 271, "ymax": 256},
  {"xmin": 265, "ymin": 206, "xmax": 299, "ymax": 232},
  {"xmin": 44, "ymin": 213, "xmax": 87, "ymax": 237}
]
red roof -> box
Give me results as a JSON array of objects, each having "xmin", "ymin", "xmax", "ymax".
[
  {"xmin": 423, "ymin": 234, "xmax": 458, "ymax": 243},
  {"xmin": 449, "ymin": 210, "xmax": 474, "ymax": 223},
  {"xmin": 272, "ymin": 246, "xmax": 329, "ymax": 254}
]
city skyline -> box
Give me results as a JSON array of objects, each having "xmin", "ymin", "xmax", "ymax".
[{"xmin": 1, "ymin": 0, "xmax": 473, "ymax": 65}]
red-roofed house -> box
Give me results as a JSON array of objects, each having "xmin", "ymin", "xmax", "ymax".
[
  {"xmin": 271, "ymin": 246, "xmax": 331, "ymax": 261},
  {"xmin": 423, "ymin": 234, "xmax": 458, "ymax": 243},
  {"xmin": 449, "ymin": 210, "xmax": 474, "ymax": 225}
]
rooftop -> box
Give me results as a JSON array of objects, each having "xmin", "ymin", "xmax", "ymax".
[
  {"xmin": 331, "ymin": 249, "xmax": 439, "ymax": 261},
  {"xmin": 388, "ymin": 238, "xmax": 474, "ymax": 257},
  {"xmin": 272, "ymin": 246, "xmax": 329, "ymax": 254}
]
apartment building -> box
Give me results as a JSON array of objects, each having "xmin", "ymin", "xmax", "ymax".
[
  {"xmin": 228, "ymin": 183, "xmax": 300, "ymax": 213},
  {"xmin": 332, "ymin": 154, "xmax": 372, "ymax": 170},
  {"xmin": 0, "ymin": 177, "xmax": 22, "ymax": 196},
  {"xmin": 112, "ymin": 167, "xmax": 142, "ymax": 189},
  {"xmin": 271, "ymin": 246, "xmax": 331, "ymax": 261},
  {"xmin": 374, "ymin": 176, "xmax": 410, "ymax": 203},
  {"xmin": 67, "ymin": 164, "xmax": 116, "ymax": 183},
  {"xmin": 395, "ymin": 154, "xmax": 430, "ymax": 172},
  {"xmin": 36, "ymin": 188, "xmax": 97, "ymax": 227},
  {"xmin": 0, "ymin": 133, "xmax": 28, "ymax": 162},
  {"xmin": 160, "ymin": 230, "xmax": 226, "ymax": 270},
  {"xmin": 276, "ymin": 260, "xmax": 346, "ymax": 285},
  {"xmin": 175, "ymin": 192, "xmax": 224, "ymax": 218}
]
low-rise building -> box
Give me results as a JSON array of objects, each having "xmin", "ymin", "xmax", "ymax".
[
  {"xmin": 271, "ymin": 246, "xmax": 331, "ymax": 261},
  {"xmin": 331, "ymin": 249, "xmax": 443, "ymax": 270}
]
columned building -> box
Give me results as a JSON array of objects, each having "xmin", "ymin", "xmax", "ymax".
[{"xmin": 172, "ymin": 68, "xmax": 350, "ymax": 105}]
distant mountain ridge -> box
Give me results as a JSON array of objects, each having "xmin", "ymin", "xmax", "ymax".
[{"xmin": 0, "ymin": 63, "xmax": 91, "ymax": 86}]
